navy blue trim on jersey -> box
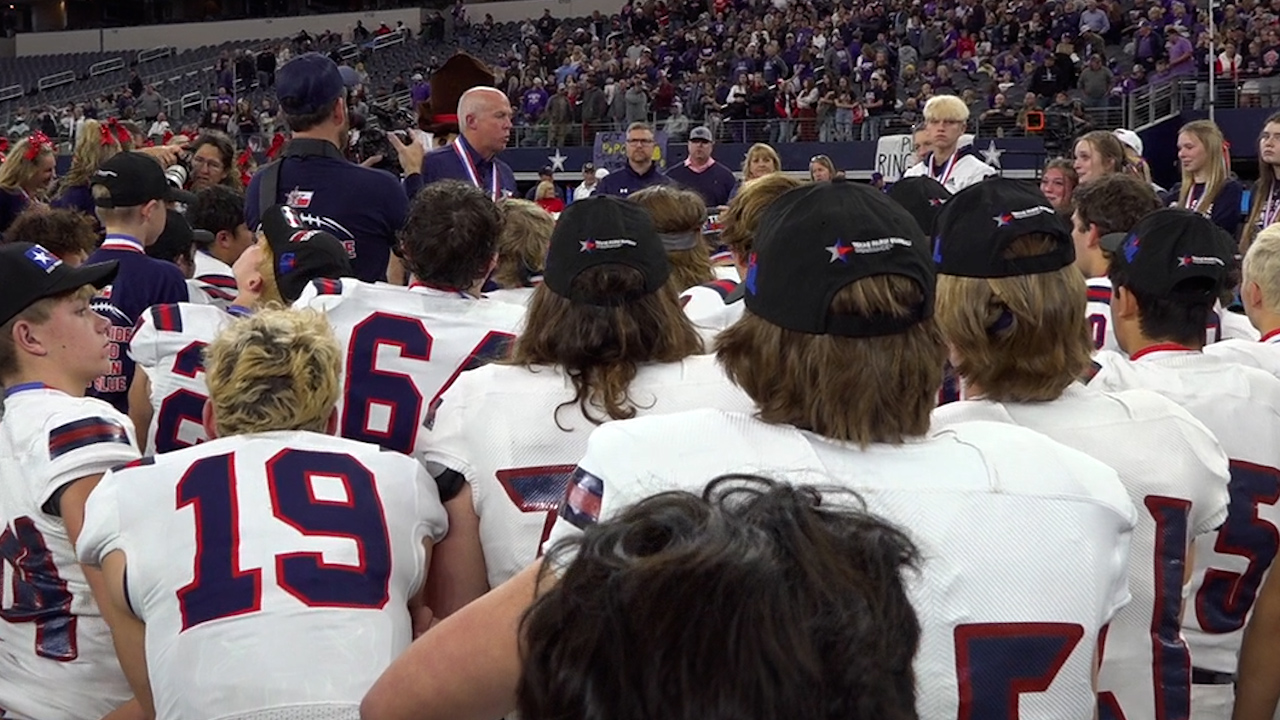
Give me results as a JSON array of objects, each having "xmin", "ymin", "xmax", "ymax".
[
  {"xmin": 702, "ymin": 279, "xmax": 740, "ymax": 302},
  {"xmin": 560, "ymin": 467, "xmax": 604, "ymax": 529},
  {"xmin": 1080, "ymin": 359, "xmax": 1104, "ymax": 385},
  {"xmin": 112, "ymin": 456, "xmax": 157, "ymax": 473},
  {"xmin": 1087, "ymin": 287, "xmax": 1112, "ymax": 305},
  {"xmin": 3, "ymin": 382, "xmax": 52, "ymax": 398},
  {"xmin": 312, "ymin": 278, "xmax": 344, "ymax": 295},
  {"xmin": 48, "ymin": 418, "xmax": 132, "ymax": 460}
]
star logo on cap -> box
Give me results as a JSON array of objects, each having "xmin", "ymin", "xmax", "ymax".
[
  {"xmin": 744, "ymin": 253, "xmax": 759, "ymax": 294},
  {"xmin": 278, "ymin": 252, "xmax": 297, "ymax": 273},
  {"xmin": 24, "ymin": 245, "xmax": 62, "ymax": 273},
  {"xmin": 1178, "ymin": 256, "xmax": 1193, "ymax": 267},
  {"xmin": 993, "ymin": 213, "xmax": 1014, "ymax": 227},
  {"xmin": 1124, "ymin": 234, "xmax": 1141, "ymax": 263},
  {"xmin": 932, "ymin": 236, "xmax": 943, "ymax": 264},
  {"xmin": 928, "ymin": 197, "xmax": 946, "ymax": 207},
  {"xmin": 580, "ymin": 239, "xmax": 597, "ymax": 252},
  {"xmin": 826, "ymin": 239, "xmax": 853, "ymax": 263}
]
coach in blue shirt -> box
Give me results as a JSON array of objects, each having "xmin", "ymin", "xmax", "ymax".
[
  {"xmin": 422, "ymin": 86, "xmax": 517, "ymax": 199},
  {"xmin": 596, "ymin": 122, "xmax": 671, "ymax": 197},
  {"xmin": 246, "ymin": 53, "xmax": 421, "ymax": 283}
]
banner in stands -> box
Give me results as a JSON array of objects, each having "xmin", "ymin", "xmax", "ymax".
[
  {"xmin": 499, "ymin": 137, "xmax": 1050, "ymax": 180},
  {"xmin": 874, "ymin": 135, "xmax": 917, "ymax": 183},
  {"xmin": 593, "ymin": 131, "xmax": 670, "ymax": 174}
]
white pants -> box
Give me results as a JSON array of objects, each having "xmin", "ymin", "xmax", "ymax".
[{"xmin": 1191, "ymin": 682, "xmax": 1234, "ymax": 720}]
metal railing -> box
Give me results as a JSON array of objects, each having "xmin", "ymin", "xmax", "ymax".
[
  {"xmin": 1127, "ymin": 77, "xmax": 1182, "ymax": 131},
  {"xmin": 0, "ymin": 84, "xmax": 22, "ymax": 103},
  {"xmin": 89, "ymin": 57, "xmax": 126, "ymax": 77},
  {"xmin": 37, "ymin": 71, "xmax": 75, "ymax": 92},
  {"xmin": 137, "ymin": 46, "xmax": 175, "ymax": 65}
]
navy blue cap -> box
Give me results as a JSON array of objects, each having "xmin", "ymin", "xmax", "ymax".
[{"xmin": 276, "ymin": 53, "xmax": 358, "ymax": 115}]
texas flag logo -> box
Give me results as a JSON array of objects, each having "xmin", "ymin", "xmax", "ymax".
[
  {"xmin": 278, "ymin": 252, "xmax": 297, "ymax": 274},
  {"xmin": 24, "ymin": 245, "xmax": 62, "ymax": 273},
  {"xmin": 1178, "ymin": 256, "xmax": 1193, "ymax": 267},
  {"xmin": 826, "ymin": 239, "xmax": 853, "ymax": 263},
  {"xmin": 580, "ymin": 239, "xmax": 598, "ymax": 252},
  {"xmin": 285, "ymin": 189, "xmax": 313, "ymax": 208},
  {"xmin": 1123, "ymin": 234, "xmax": 1141, "ymax": 263},
  {"xmin": 928, "ymin": 197, "xmax": 946, "ymax": 207},
  {"xmin": 993, "ymin": 212, "xmax": 1014, "ymax": 227}
]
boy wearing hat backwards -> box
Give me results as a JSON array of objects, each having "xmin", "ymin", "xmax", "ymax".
[
  {"xmin": 1086, "ymin": 208, "xmax": 1280, "ymax": 720},
  {"xmin": 0, "ymin": 245, "xmax": 148, "ymax": 720},
  {"xmin": 930, "ymin": 179, "xmax": 1230, "ymax": 720},
  {"xmin": 417, "ymin": 195, "xmax": 752, "ymax": 619},
  {"xmin": 87, "ymin": 151, "xmax": 192, "ymax": 414},
  {"xmin": 127, "ymin": 204, "xmax": 354, "ymax": 456},
  {"xmin": 362, "ymin": 180, "xmax": 1136, "ymax": 720}
]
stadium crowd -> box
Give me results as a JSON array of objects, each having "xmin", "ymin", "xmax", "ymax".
[{"xmin": 9, "ymin": 0, "xmax": 1280, "ymax": 718}]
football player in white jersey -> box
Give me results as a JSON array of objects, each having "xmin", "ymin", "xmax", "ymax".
[
  {"xmin": 362, "ymin": 181, "xmax": 1137, "ymax": 720},
  {"xmin": 187, "ymin": 185, "xmax": 257, "ymax": 308},
  {"xmin": 1074, "ymin": 174, "xmax": 1257, "ymax": 352},
  {"xmin": 77, "ymin": 307, "xmax": 449, "ymax": 720},
  {"xmin": 519, "ymin": 475, "xmax": 922, "ymax": 720},
  {"xmin": 487, "ymin": 198, "xmax": 552, "ymax": 306},
  {"xmin": 1206, "ymin": 223, "xmax": 1280, "ymax": 377},
  {"xmin": 127, "ymin": 204, "xmax": 354, "ymax": 454},
  {"xmin": 930, "ymin": 179, "xmax": 1231, "ymax": 720},
  {"xmin": 0, "ymin": 243, "xmax": 145, "ymax": 720},
  {"xmin": 422, "ymin": 196, "xmax": 754, "ymax": 618},
  {"xmin": 678, "ymin": 173, "xmax": 801, "ymax": 340},
  {"xmin": 1087, "ymin": 208, "xmax": 1280, "ymax": 718},
  {"xmin": 901, "ymin": 95, "xmax": 998, "ymax": 193},
  {"xmin": 295, "ymin": 180, "xmax": 525, "ymax": 459}
]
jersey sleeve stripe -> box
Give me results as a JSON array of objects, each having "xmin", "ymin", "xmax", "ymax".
[
  {"xmin": 196, "ymin": 275, "xmax": 238, "ymax": 289},
  {"xmin": 705, "ymin": 279, "xmax": 739, "ymax": 300},
  {"xmin": 1087, "ymin": 287, "xmax": 1112, "ymax": 304},
  {"xmin": 49, "ymin": 418, "xmax": 133, "ymax": 459},
  {"xmin": 313, "ymin": 278, "xmax": 344, "ymax": 295},
  {"xmin": 200, "ymin": 286, "xmax": 238, "ymax": 302},
  {"xmin": 559, "ymin": 467, "xmax": 604, "ymax": 529},
  {"xmin": 149, "ymin": 304, "xmax": 184, "ymax": 333}
]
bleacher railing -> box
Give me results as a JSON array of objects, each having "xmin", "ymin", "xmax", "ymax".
[
  {"xmin": 0, "ymin": 84, "xmax": 22, "ymax": 103},
  {"xmin": 89, "ymin": 57, "xmax": 126, "ymax": 77},
  {"xmin": 370, "ymin": 32, "xmax": 405, "ymax": 52},
  {"xmin": 1127, "ymin": 77, "xmax": 1182, "ymax": 131},
  {"xmin": 337, "ymin": 43, "xmax": 360, "ymax": 61},
  {"xmin": 137, "ymin": 47, "xmax": 175, "ymax": 65},
  {"xmin": 37, "ymin": 71, "xmax": 75, "ymax": 92}
]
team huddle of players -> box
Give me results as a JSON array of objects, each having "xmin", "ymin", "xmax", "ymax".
[{"xmin": 5, "ymin": 133, "xmax": 1280, "ymax": 720}]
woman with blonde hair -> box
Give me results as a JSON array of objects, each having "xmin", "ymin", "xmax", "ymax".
[
  {"xmin": 809, "ymin": 154, "xmax": 837, "ymax": 182},
  {"xmin": 741, "ymin": 142, "xmax": 781, "ymax": 182},
  {"xmin": 629, "ymin": 185, "xmax": 715, "ymax": 294},
  {"xmin": 1167, "ymin": 119, "xmax": 1244, "ymax": 236},
  {"xmin": 0, "ymin": 132, "xmax": 57, "ymax": 239},
  {"xmin": 52, "ymin": 118, "xmax": 126, "ymax": 219},
  {"xmin": 533, "ymin": 179, "xmax": 564, "ymax": 214},
  {"xmin": 489, "ymin": 199, "xmax": 554, "ymax": 305}
]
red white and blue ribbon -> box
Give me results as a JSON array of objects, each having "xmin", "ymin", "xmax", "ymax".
[{"xmin": 453, "ymin": 139, "xmax": 499, "ymax": 201}]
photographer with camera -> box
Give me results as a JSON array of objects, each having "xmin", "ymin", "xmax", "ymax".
[{"xmin": 246, "ymin": 52, "xmax": 423, "ymax": 284}]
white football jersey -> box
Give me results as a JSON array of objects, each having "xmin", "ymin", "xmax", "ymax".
[
  {"xmin": 933, "ymin": 384, "xmax": 1230, "ymax": 720},
  {"xmin": 0, "ymin": 385, "xmax": 138, "ymax": 720},
  {"xmin": 1087, "ymin": 277, "xmax": 1256, "ymax": 353},
  {"xmin": 183, "ymin": 279, "xmax": 212, "ymax": 306},
  {"xmin": 485, "ymin": 286, "xmax": 536, "ymax": 306},
  {"xmin": 129, "ymin": 303, "xmax": 237, "ymax": 455},
  {"xmin": 295, "ymin": 279, "xmax": 525, "ymax": 458},
  {"xmin": 76, "ymin": 431, "xmax": 448, "ymax": 720},
  {"xmin": 1089, "ymin": 346, "xmax": 1280, "ymax": 674},
  {"xmin": 1205, "ymin": 330, "xmax": 1280, "ymax": 379},
  {"xmin": 680, "ymin": 279, "xmax": 745, "ymax": 346},
  {"xmin": 192, "ymin": 250, "xmax": 238, "ymax": 308},
  {"xmin": 902, "ymin": 148, "xmax": 998, "ymax": 194},
  {"xmin": 547, "ymin": 410, "xmax": 1136, "ymax": 720},
  {"xmin": 423, "ymin": 355, "xmax": 754, "ymax": 588}
]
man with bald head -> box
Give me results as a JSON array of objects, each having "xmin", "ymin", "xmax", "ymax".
[{"xmin": 422, "ymin": 86, "xmax": 517, "ymax": 199}]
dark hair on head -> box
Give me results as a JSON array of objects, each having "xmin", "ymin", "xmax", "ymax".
[
  {"xmin": 399, "ymin": 180, "xmax": 503, "ymax": 290},
  {"xmin": 519, "ymin": 474, "xmax": 922, "ymax": 720},
  {"xmin": 1242, "ymin": 110, "xmax": 1280, "ymax": 254},
  {"xmin": 1070, "ymin": 173, "xmax": 1161, "ymax": 235},
  {"xmin": 187, "ymin": 184, "xmax": 246, "ymax": 241},
  {"xmin": 1106, "ymin": 261, "xmax": 1219, "ymax": 349},
  {"xmin": 4, "ymin": 208, "xmax": 98, "ymax": 260},
  {"xmin": 190, "ymin": 131, "xmax": 242, "ymax": 190},
  {"xmin": 512, "ymin": 265, "xmax": 705, "ymax": 427},
  {"xmin": 283, "ymin": 98, "xmax": 340, "ymax": 133}
]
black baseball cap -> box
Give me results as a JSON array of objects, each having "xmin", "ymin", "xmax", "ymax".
[
  {"xmin": 92, "ymin": 152, "xmax": 192, "ymax": 208},
  {"xmin": 276, "ymin": 53, "xmax": 359, "ymax": 115},
  {"xmin": 1100, "ymin": 208, "xmax": 1230, "ymax": 296},
  {"xmin": 887, "ymin": 176, "xmax": 952, "ymax": 237},
  {"xmin": 0, "ymin": 243, "xmax": 118, "ymax": 326},
  {"xmin": 260, "ymin": 204, "xmax": 355, "ymax": 303},
  {"xmin": 745, "ymin": 179, "xmax": 934, "ymax": 337},
  {"xmin": 932, "ymin": 178, "xmax": 1073, "ymax": 278},
  {"xmin": 146, "ymin": 209, "xmax": 196, "ymax": 264},
  {"xmin": 543, "ymin": 196, "xmax": 670, "ymax": 305}
]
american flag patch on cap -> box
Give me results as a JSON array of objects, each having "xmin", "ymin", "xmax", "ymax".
[{"xmin": 25, "ymin": 245, "xmax": 62, "ymax": 273}]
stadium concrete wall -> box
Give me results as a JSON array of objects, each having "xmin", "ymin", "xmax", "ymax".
[
  {"xmin": 13, "ymin": 8, "xmax": 423, "ymax": 56},
  {"xmin": 466, "ymin": 0, "xmax": 627, "ymax": 24}
]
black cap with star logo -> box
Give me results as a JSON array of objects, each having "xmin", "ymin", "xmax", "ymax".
[
  {"xmin": 744, "ymin": 179, "xmax": 934, "ymax": 338},
  {"xmin": 1099, "ymin": 208, "xmax": 1231, "ymax": 297},
  {"xmin": 0, "ymin": 242, "xmax": 118, "ymax": 326},
  {"xmin": 888, "ymin": 176, "xmax": 952, "ymax": 237},
  {"xmin": 932, "ymin": 177, "xmax": 1073, "ymax": 278},
  {"xmin": 542, "ymin": 196, "xmax": 670, "ymax": 305}
]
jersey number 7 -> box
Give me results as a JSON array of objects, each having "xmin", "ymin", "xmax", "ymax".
[{"xmin": 176, "ymin": 449, "xmax": 392, "ymax": 631}]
